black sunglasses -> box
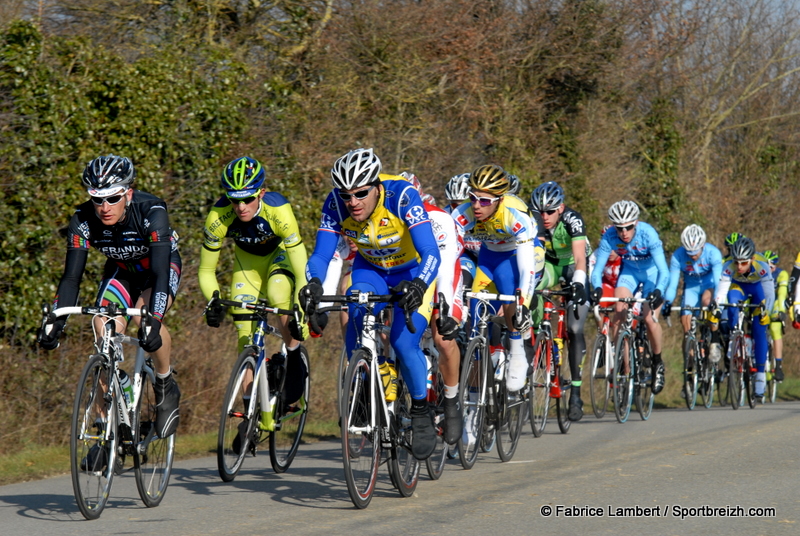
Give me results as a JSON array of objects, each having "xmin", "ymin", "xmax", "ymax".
[
  {"xmin": 339, "ymin": 184, "xmax": 377, "ymax": 202},
  {"xmin": 616, "ymin": 223, "xmax": 636, "ymax": 232},
  {"xmin": 91, "ymin": 194, "xmax": 126, "ymax": 206},
  {"xmin": 542, "ymin": 208, "xmax": 559, "ymax": 216},
  {"xmin": 230, "ymin": 196, "xmax": 258, "ymax": 205}
]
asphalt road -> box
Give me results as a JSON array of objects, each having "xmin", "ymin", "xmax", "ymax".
[{"xmin": 2, "ymin": 401, "xmax": 799, "ymax": 536}]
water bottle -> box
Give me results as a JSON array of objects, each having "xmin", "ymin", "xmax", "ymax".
[
  {"xmin": 119, "ymin": 369, "xmax": 134, "ymax": 406},
  {"xmin": 492, "ymin": 346, "xmax": 506, "ymax": 381}
]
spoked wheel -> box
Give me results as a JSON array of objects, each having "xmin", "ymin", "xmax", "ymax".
[
  {"xmin": 700, "ymin": 356, "xmax": 717, "ymax": 409},
  {"xmin": 217, "ymin": 347, "xmax": 259, "ymax": 482},
  {"xmin": 717, "ymin": 356, "xmax": 730, "ymax": 407},
  {"xmin": 683, "ymin": 336, "xmax": 699, "ymax": 410},
  {"xmin": 458, "ymin": 337, "xmax": 486, "ymax": 470},
  {"xmin": 589, "ymin": 334, "xmax": 611, "ymax": 419},
  {"xmin": 728, "ymin": 336, "xmax": 744, "ymax": 410},
  {"xmin": 270, "ymin": 347, "xmax": 310, "ymax": 473},
  {"xmin": 496, "ymin": 378, "xmax": 524, "ymax": 461},
  {"xmin": 425, "ymin": 366, "xmax": 447, "ymax": 480},
  {"xmin": 767, "ymin": 347, "xmax": 778, "ymax": 404},
  {"xmin": 336, "ymin": 347, "xmax": 347, "ymax": 419},
  {"xmin": 133, "ymin": 358, "xmax": 175, "ymax": 507},
  {"xmin": 341, "ymin": 350, "xmax": 380, "ymax": 509},
  {"xmin": 635, "ymin": 339, "xmax": 654, "ymax": 421},
  {"xmin": 612, "ymin": 334, "xmax": 633, "ymax": 423},
  {"xmin": 387, "ymin": 378, "xmax": 420, "ymax": 497},
  {"xmin": 745, "ymin": 364, "xmax": 757, "ymax": 409},
  {"xmin": 71, "ymin": 354, "xmax": 118, "ymax": 520},
  {"xmin": 555, "ymin": 351, "xmax": 572, "ymax": 434},
  {"xmin": 528, "ymin": 333, "xmax": 551, "ymax": 437}
]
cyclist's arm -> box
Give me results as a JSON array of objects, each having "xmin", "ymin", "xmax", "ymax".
[
  {"xmin": 714, "ymin": 265, "xmax": 733, "ymax": 304},
  {"xmin": 590, "ymin": 238, "xmax": 612, "ymax": 290},
  {"xmin": 267, "ymin": 198, "xmax": 309, "ymax": 304},
  {"xmin": 710, "ymin": 246, "xmax": 724, "ymax": 293},
  {"xmin": 516, "ymin": 238, "xmax": 538, "ymax": 307},
  {"xmin": 570, "ymin": 237, "xmax": 588, "ymax": 286},
  {"xmin": 408, "ymin": 219, "xmax": 440, "ymax": 286},
  {"xmin": 791, "ymin": 251, "xmax": 800, "ymax": 305},
  {"xmin": 198, "ymin": 207, "xmax": 226, "ymax": 301},
  {"xmin": 53, "ymin": 248, "xmax": 89, "ymax": 310},
  {"xmin": 759, "ymin": 265, "xmax": 775, "ymax": 313},
  {"xmin": 774, "ymin": 270, "xmax": 788, "ymax": 313},
  {"xmin": 144, "ymin": 207, "xmax": 174, "ymax": 321},
  {"xmin": 664, "ymin": 252, "xmax": 682, "ymax": 304},
  {"xmin": 651, "ymin": 238, "xmax": 670, "ymax": 292}
]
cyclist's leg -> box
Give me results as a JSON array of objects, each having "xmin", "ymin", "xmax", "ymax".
[
  {"xmin": 433, "ymin": 266, "xmax": 465, "ymax": 444},
  {"xmin": 741, "ymin": 282, "xmax": 768, "ymax": 397},
  {"xmin": 561, "ymin": 265, "xmax": 588, "ymax": 421},
  {"xmin": 492, "ymin": 253, "xmax": 528, "ymax": 392},
  {"xmin": 769, "ymin": 320, "xmax": 783, "ymax": 380},
  {"xmin": 636, "ymin": 269, "xmax": 665, "ymax": 393}
]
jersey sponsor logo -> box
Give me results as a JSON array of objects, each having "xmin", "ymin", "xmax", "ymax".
[
  {"xmin": 153, "ymin": 292, "xmax": 168, "ymax": 315},
  {"xmin": 399, "ymin": 191, "xmax": 410, "ymax": 207},
  {"xmin": 437, "ymin": 232, "xmax": 447, "ymax": 243},
  {"xmin": 512, "ymin": 222, "xmax": 525, "ymax": 235},
  {"xmin": 362, "ymin": 247, "xmax": 401, "ymax": 257},
  {"xmin": 99, "ymin": 245, "xmax": 150, "ymax": 260},
  {"xmin": 379, "ymin": 218, "xmax": 389, "ymax": 227},
  {"xmin": 274, "ymin": 254, "xmax": 286, "ymax": 263},
  {"xmin": 344, "ymin": 229, "xmax": 357, "ymax": 239},
  {"xmin": 103, "ymin": 229, "xmax": 113, "ymax": 236},
  {"xmin": 759, "ymin": 268, "xmax": 767, "ymax": 277},
  {"xmin": 320, "ymin": 213, "xmax": 338, "ymax": 231},
  {"xmin": 233, "ymin": 294, "xmax": 257, "ymax": 303},
  {"xmin": 284, "ymin": 233, "xmax": 298, "ymax": 244},
  {"xmin": 405, "ymin": 205, "xmax": 427, "ymax": 226}
]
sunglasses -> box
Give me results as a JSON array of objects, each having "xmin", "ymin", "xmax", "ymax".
[
  {"xmin": 91, "ymin": 193, "xmax": 126, "ymax": 206},
  {"xmin": 469, "ymin": 192, "xmax": 500, "ymax": 207},
  {"xmin": 615, "ymin": 223, "xmax": 636, "ymax": 232},
  {"xmin": 542, "ymin": 208, "xmax": 559, "ymax": 216},
  {"xmin": 735, "ymin": 259, "xmax": 751, "ymax": 266},
  {"xmin": 229, "ymin": 195, "xmax": 259, "ymax": 205},
  {"xmin": 339, "ymin": 184, "xmax": 377, "ymax": 202}
]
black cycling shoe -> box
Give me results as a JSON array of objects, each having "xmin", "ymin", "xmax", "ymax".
[
  {"xmin": 443, "ymin": 396, "xmax": 462, "ymax": 445},
  {"xmin": 232, "ymin": 420, "xmax": 249, "ymax": 456},
  {"xmin": 80, "ymin": 443, "xmax": 109, "ymax": 472},
  {"xmin": 568, "ymin": 394, "xmax": 584, "ymax": 421},
  {"xmin": 410, "ymin": 401, "xmax": 436, "ymax": 460},
  {"xmin": 154, "ymin": 374, "xmax": 181, "ymax": 438},
  {"xmin": 652, "ymin": 363, "xmax": 665, "ymax": 394},
  {"xmin": 775, "ymin": 363, "xmax": 785, "ymax": 382}
]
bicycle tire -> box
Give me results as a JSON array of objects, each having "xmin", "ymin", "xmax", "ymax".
[
  {"xmin": 458, "ymin": 337, "xmax": 486, "ymax": 470},
  {"xmin": 270, "ymin": 346, "xmax": 310, "ymax": 473},
  {"xmin": 217, "ymin": 347, "xmax": 259, "ymax": 482},
  {"xmin": 728, "ymin": 335, "xmax": 744, "ymax": 410},
  {"xmin": 528, "ymin": 332, "xmax": 551, "ymax": 437},
  {"xmin": 767, "ymin": 345, "xmax": 777, "ymax": 404},
  {"xmin": 336, "ymin": 346, "xmax": 347, "ymax": 418},
  {"xmin": 71, "ymin": 354, "xmax": 118, "ymax": 520},
  {"xmin": 341, "ymin": 350, "xmax": 380, "ymax": 509},
  {"xmin": 612, "ymin": 333, "xmax": 633, "ymax": 423},
  {"xmin": 635, "ymin": 337, "xmax": 654, "ymax": 421},
  {"xmin": 425, "ymin": 366, "xmax": 447, "ymax": 480},
  {"xmin": 496, "ymin": 375, "xmax": 524, "ymax": 461},
  {"xmin": 387, "ymin": 377, "xmax": 420, "ymax": 497},
  {"xmin": 683, "ymin": 335, "xmax": 699, "ymax": 410},
  {"xmin": 700, "ymin": 355, "xmax": 717, "ymax": 409},
  {"xmin": 555, "ymin": 349, "xmax": 572, "ymax": 434},
  {"xmin": 589, "ymin": 333, "xmax": 610, "ymax": 419}
]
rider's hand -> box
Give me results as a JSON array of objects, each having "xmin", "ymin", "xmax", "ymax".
[
  {"xmin": 390, "ymin": 277, "xmax": 428, "ymax": 312},
  {"xmin": 138, "ymin": 318, "xmax": 163, "ymax": 353},
  {"xmin": 288, "ymin": 316, "xmax": 308, "ymax": 341},
  {"xmin": 299, "ymin": 277, "xmax": 324, "ymax": 314},
  {"xmin": 308, "ymin": 312, "xmax": 328, "ymax": 337},
  {"xmin": 710, "ymin": 300, "xmax": 722, "ymax": 320},
  {"xmin": 512, "ymin": 304, "xmax": 531, "ymax": 332},
  {"xmin": 661, "ymin": 301, "xmax": 672, "ymax": 318},
  {"xmin": 570, "ymin": 282, "xmax": 587, "ymax": 305},
  {"xmin": 38, "ymin": 318, "xmax": 65, "ymax": 350},
  {"xmin": 205, "ymin": 302, "xmax": 226, "ymax": 328},
  {"xmin": 591, "ymin": 287, "xmax": 603, "ymax": 306},
  {"xmin": 647, "ymin": 289, "xmax": 663, "ymax": 310},
  {"xmin": 436, "ymin": 315, "xmax": 459, "ymax": 341}
]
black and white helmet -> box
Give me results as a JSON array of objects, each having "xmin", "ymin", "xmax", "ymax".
[
  {"xmin": 331, "ymin": 148, "xmax": 381, "ymax": 190},
  {"xmin": 680, "ymin": 224, "xmax": 706, "ymax": 253},
  {"xmin": 507, "ymin": 174, "xmax": 521, "ymax": 196},
  {"xmin": 81, "ymin": 154, "xmax": 135, "ymax": 195},
  {"xmin": 730, "ymin": 236, "xmax": 756, "ymax": 261},
  {"xmin": 607, "ymin": 200, "xmax": 640, "ymax": 225},
  {"xmin": 445, "ymin": 173, "xmax": 471, "ymax": 202},
  {"xmin": 530, "ymin": 181, "xmax": 565, "ymax": 212}
]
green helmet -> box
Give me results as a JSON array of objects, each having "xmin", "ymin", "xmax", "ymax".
[
  {"xmin": 221, "ymin": 156, "xmax": 265, "ymax": 198},
  {"xmin": 724, "ymin": 232, "xmax": 743, "ymax": 246},
  {"xmin": 763, "ymin": 250, "xmax": 779, "ymax": 264}
]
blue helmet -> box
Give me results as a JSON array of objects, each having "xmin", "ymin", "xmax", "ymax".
[{"xmin": 221, "ymin": 157, "xmax": 265, "ymax": 198}]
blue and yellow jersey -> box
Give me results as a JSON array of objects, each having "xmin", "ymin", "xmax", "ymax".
[
  {"xmin": 715, "ymin": 253, "xmax": 775, "ymax": 311},
  {"xmin": 306, "ymin": 177, "xmax": 440, "ymax": 286}
]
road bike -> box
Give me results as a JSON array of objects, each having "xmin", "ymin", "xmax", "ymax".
[
  {"xmin": 40, "ymin": 303, "xmax": 174, "ymax": 520},
  {"xmin": 589, "ymin": 302, "xmax": 614, "ymax": 419},
  {"xmin": 719, "ymin": 302, "xmax": 761, "ymax": 410},
  {"xmin": 209, "ymin": 293, "xmax": 310, "ymax": 480},
  {"xmin": 459, "ymin": 290, "xmax": 525, "ymax": 468},
  {"xmin": 669, "ymin": 305, "xmax": 717, "ymax": 410}
]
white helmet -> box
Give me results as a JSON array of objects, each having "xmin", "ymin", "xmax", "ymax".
[
  {"xmin": 331, "ymin": 148, "xmax": 381, "ymax": 190},
  {"xmin": 680, "ymin": 224, "xmax": 706, "ymax": 253},
  {"xmin": 507, "ymin": 174, "xmax": 521, "ymax": 196},
  {"xmin": 445, "ymin": 173, "xmax": 471, "ymax": 202},
  {"xmin": 608, "ymin": 200, "xmax": 640, "ymax": 225}
]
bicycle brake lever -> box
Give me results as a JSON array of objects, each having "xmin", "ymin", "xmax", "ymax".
[{"xmin": 404, "ymin": 308, "xmax": 416, "ymax": 334}]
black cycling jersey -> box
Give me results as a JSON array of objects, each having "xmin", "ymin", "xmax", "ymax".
[{"xmin": 54, "ymin": 190, "xmax": 180, "ymax": 321}]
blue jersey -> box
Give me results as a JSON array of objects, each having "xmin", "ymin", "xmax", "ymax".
[
  {"xmin": 664, "ymin": 244, "xmax": 724, "ymax": 303},
  {"xmin": 590, "ymin": 221, "xmax": 669, "ymax": 292}
]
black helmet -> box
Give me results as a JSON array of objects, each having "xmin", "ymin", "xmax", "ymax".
[{"xmin": 82, "ymin": 154, "xmax": 135, "ymax": 194}]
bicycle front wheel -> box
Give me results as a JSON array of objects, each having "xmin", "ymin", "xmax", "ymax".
[
  {"xmin": 612, "ymin": 334, "xmax": 633, "ymax": 423},
  {"xmin": 496, "ymin": 376, "xmax": 524, "ymax": 461},
  {"xmin": 458, "ymin": 337, "xmax": 486, "ymax": 469},
  {"xmin": 133, "ymin": 361, "xmax": 175, "ymax": 508},
  {"xmin": 745, "ymin": 360, "xmax": 756, "ymax": 409},
  {"xmin": 700, "ymin": 356, "xmax": 716, "ymax": 409},
  {"xmin": 341, "ymin": 350, "xmax": 380, "ymax": 509},
  {"xmin": 589, "ymin": 333, "xmax": 611, "ymax": 419},
  {"xmin": 387, "ymin": 377, "xmax": 420, "ymax": 497},
  {"xmin": 635, "ymin": 338, "xmax": 654, "ymax": 420},
  {"xmin": 728, "ymin": 336, "xmax": 744, "ymax": 410},
  {"xmin": 270, "ymin": 347, "xmax": 310, "ymax": 473},
  {"xmin": 425, "ymin": 364, "xmax": 447, "ymax": 480},
  {"xmin": 767, "ymin": 345, "xmax": 777, "ymax": 404},
  {"xmin": 555, "ymin": 348, "xmax": 572, "ymax": 434},
  {"xmin": 71, "ymin": 354, "xmax": 118, "ymax": 520},
  {"xmin": 528, "ymin": 332, "xmax": 551, "ymax": 436},
  {"xmin": 217, "ymin": 347, "xmax": 259, "ymax": 482},
  {"xmin": 683, "ymin": 336, "xmax": 699, "ymax": 410}
]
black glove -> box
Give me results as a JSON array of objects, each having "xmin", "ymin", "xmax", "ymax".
[
  {"xmin": 138, "ymin": 319, "xmax": 163, "ymax": 353},
  {"xmin": 591, "ymin": 287, "xmax": 603, "ymax": 306},
  {"xmin": 661, "ymin": 301, "xmax": 672, "ymax": 318},
  {"xmin": 391, "ymin": 277, "xmax": 428, "ymax": 312},
  {"xmin": 288, "ymin": 316, "xmax": 306, "ymax": 341},
  {"xmin": 710, "ymin": 300, "xmax": 722, "ymax": 320},
  {"xmin": 436, "ymin": 315, "xmax": 459, "ymax": 340},
  {"xmin": 299, "ymin": 277, "xmax": 324, "ymax": 314},
  {"xmin": 38, "ymin": 318, "xmax": 66, "ymax": 350},
  {"xmin": 308, "ymin": 311, "xmax": 329, "ymax": 336},
  {"xmin": 571, "ymin": 282, "xmax": 587, "ymax": 305},
  {"xmin": 647, "ymin": 289, "xmax": 663, "ymax": 310},
  {"xmin": 205, "ymin": 302, "xmax": 226, "ymax": 328},
  {"xmin": 512, "ymin": 304, "xmax": 531, "ymax": 331}
]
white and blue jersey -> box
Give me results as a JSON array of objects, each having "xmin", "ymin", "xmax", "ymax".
[
  {"xmin": 664, "ymin": 244, "xmax": 723, "ymax": 311},
  {"xmin": 590, "ymin": 222, "xmax": 669, "ymax": 296}
]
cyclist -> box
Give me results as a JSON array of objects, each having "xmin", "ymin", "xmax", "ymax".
[
  {"xmin": 790, "ymin": 251, "xmax": 800, "ymax": 330},
  {"xmin": 38, "ymin": 155, "xmax": 182, "ymax": 442},
  {"xmin": 763, "ymin": 250, "xmax": 787, "ymax": 382},
  {"xmin": 712, "ymin": 237, "xmax": 774, "ymax": 400},
  {"xmin": 199, "ymin": 156, "xmax": 309, "ymax": 416},
  {"xmin": 301, "ymin": 148, "xmax": 441, "ymax": 460},
  {"xmin": 529, "ymin": 181, "xmax": 590, "ymax": 421},
  {"xmin": 445, "ymin": 173, "xmax": 478, "ymax": 292},
  {"xmin": 507, "ymin": 173, "xmax": 521, "ymax": 196},
  {"xmin": 451, "ymin": 164, "xmax": 542, "ymax": 393},
  {"xmin": 590, "ymin": 200, "xmax": 669, "ymax": 394}
]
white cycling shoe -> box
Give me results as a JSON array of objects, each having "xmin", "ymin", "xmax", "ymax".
[{"xmin": 505, "ymin": 354, "xmax": 528, "ymax": 392}]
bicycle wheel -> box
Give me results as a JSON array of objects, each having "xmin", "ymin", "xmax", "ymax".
[
  {"xmin": 555, "ymin": 350, "xmax": 572, "ymax": 434},
  {"xmin": 700, "ymin": 356, "xmax": 717, "ymax": 409},
  {"xmin": 425, "ymin": 365, "xmax": 447, "ymax": 480},
  {"xmin": 767, "ymin": 346, "xmax": 777, "ymax": 404},
  {"xmin": 458, "ymin": 337, "xmax": 486, "ymax": 470},
  {"xmin": 270, "ymin": 347, "xmax": 310, "ymax": 473},
  {"xmin": 341, "ymin": 349, "xmax": 380, "ymax": 509},
  {"xmin": 635, "ymin": 338, "xmax": 654, "ymax": 421},
  {"xmin": 217, "ymin": 347, "xmax": 259, "ymax": 482},
  {"xmin": 387, "ymin": 376, "xmax": 420, "ymax": 497},
  {"xmin": 612, "ymin": 333, "xmax": 633, "ymax": 423},
  {"xmin": 336, "ymin": 346, "xmax": 347, "ymax": 418},
  {"xmin": 717, "ymin": 357, "xmax": 730, "ymax": 407},
  {"xmin": 728, "ymin": 335, "xmax": 744, "ymax": 410},
  {"xmin": 589, "ymin": 333, "xmax": 610, "ymax": 419},
  {"xmin": 683, "ymin": 335, "xmax": 699, "ymax": 410},
  {"xmin": 528, "ymin": 332, "xmax": 551, "ymax": 437},
  {"xmin": 71, "ymin": 354, "xmax": 118, "ymax": 520},
  {"xmin": 133, "ymin": 360, "xmax": 175, "ymax": 508},
  {"xmin": 496, "ymin": 374, "xmax": 524, "ymax": 461}
]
